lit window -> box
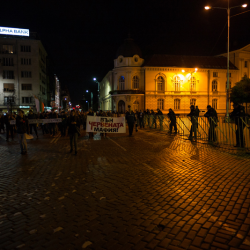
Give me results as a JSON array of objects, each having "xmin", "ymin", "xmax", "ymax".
[
  {"xmin": 119, "ymin": 76, "xmax": 125, "ymax": 90},
  {"xmin": 190, "ymin": 99, "xmax": 196, "ymax": 106},
  {"xmin": 4, "ymin": 96, "xmax": 15, "ymax": 104},
  {"xmin": 157, "ymin": 99, "xmax": 164, "ymax": 110},
  {"xmin": 190, "ymin": 77, "xmax": 196, "ymax": 91},
  {"xmin": 157, "ymin": 76, "xmax": 164, "ymax": 91},
  {"xmin": 3, "ymin": 83, "xmax": 14, "ymax": 92},
  {"xmin": 174, "ymin": 99, "xmax": 180, "ymax": 110},
  {"xmin": 132, "ymin": 76, "xmax": 139, "ymax": 89},
  {"xmin": 213, "ymin": 72, "xmax": 218, "ymax": 77},
  {"xmin": 3, "ymin": 45, "xmax": 13, "ymax": 54},
  {"xmin": 212, "ymin": 99, "xmax": 218, "ymax": 110},
  {"xmin": 174, "ymin": 76, "xmax": 180, "ymax": 91},
  {"xmin": 212, "ymin": 80, "xmax": 218, "ymax": 91}
]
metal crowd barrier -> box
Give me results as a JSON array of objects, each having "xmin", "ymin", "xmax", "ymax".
[{"xmin": 142, "ymin": 115, "xmax": 250, "ymax": 150}]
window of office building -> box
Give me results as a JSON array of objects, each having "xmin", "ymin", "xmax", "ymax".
[
  {"xmin": 3, "ymin": 83, "xmax": 14, "ymax": 92},
  {"xmin": 21, "ymin": 71, "xmax": 32, "ymax": 78},
  {"xmin": 174, "ymin": 76, "xmax": 180, "ymax": 91},
  {"xmin": 157, "ymin": 99, "xmax": 164, "ymax": 110},
  {"xmin": 212, "ymin": 80, "xmax": 218, "ymax": 91},
  {"xmin": 3, "ymin": 58, "xmax": 14, "ymax": 66},
  {"xmin": 119, "ymin": 76, "xmax": 125, "ymax": 90},
  {"xmin": 157, "ymin": 76, "xmax": 164, "ymax": 91},
  {"xmin": 190, "ymin": 76, "xmax": 196, "ymax": 91},
  {"xmin": 22, "ymin": 97, "xmax": 33, "ymax": 104},
  {"xmin": 3, "ymin": 45, "xmax": 14, "ymax": 53},
  {"xmin": 3, "ymin": 70, "xmax": 14, "ymax": 79},
  {"xmin": 22, "ymin": 84, "xmax": 32, "ymax": 90},
  {"xmin": 212, "ymin": 99, "xmax": 218, "ymax": 110},
  {"xmin": 190, "ymin": 99, "xmax": 196, "ymax": 106},
  {"xmin": 21, "ymin": 58, "xmax": 31, "ymax": 65},
  {"xmin": 132, "ymin": 76, "xmax": 139, "ymax": 89},
  {"xmin": 174, "ymin": 99, "xmax": 180, "ymax": 110},
  {"xmin": 4, "ymin": 96, "xmax": 15, "ymax": 104},
  {"xmin": 21, "ymin": 45, "xmax": 31, "ymax": 52}
]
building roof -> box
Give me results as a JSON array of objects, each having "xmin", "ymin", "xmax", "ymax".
[
  {"xmin": 116, "ymin": 38, "xmax": 142, "ymax": 58},
  {"xmin": 143, "ymin": 54, "xmax": 238, "ymax": 70}
]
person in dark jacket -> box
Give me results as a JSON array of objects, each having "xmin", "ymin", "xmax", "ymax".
[
  {"xmin": 230, "ymin": 103, "xmax": 246, "ymax": 147},
  {"xmin": 126, "ymin": 105, "xmax": 136, "ymax": 136},
  {"xmin": 204, "ymin": 105, "xmax": 218, "ymax": 142},
  {"xmin": 4, "ymin": 113, "xmax": 13, "ymax": 141},
  {"xmin": 187, "ymin": 105, "xmax": 198, "ymax": 141},
  {"xmin": 16, "ymin": 110, "xmax": 28, "ymax": 154},
  {"xmin": 167, "ymin": 108, "xmax": 177, "ymax": 134},
  {"xmin": 68, "ymin": 110, "xmax": 80, "ymax": 155},
  {"xmin": 28, "ymin": 110, "xmax": 38, "ymax": 138},
  {"xmin": 138, "ymin": 110, "xmax": 144, "ymax": 128}
]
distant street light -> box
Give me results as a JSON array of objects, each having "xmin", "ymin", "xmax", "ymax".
[
  {"xmin": 86, "ymin": 100, "xmax": 89, "ymax": 110},
  {"xmin": 205, "ymin": 2, "xmax": 247, "ymax": 118}
]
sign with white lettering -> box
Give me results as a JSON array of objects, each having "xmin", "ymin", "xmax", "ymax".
[
  {"xmin": 86, "ymin": 116, "xmax": 126, "ymax": 133},
  {"xmin": 0, "ymin": 27, "xmax": 29, "ymax": 37}
]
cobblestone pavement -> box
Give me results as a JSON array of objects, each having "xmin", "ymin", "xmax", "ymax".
[{"xmin": 0, "ymin": 128, "xmax": 250, "ymax": 250}]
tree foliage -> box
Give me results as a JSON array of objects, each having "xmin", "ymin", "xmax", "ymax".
[{"xmin": 230, "ymin": 76, "xmax": 250, "ymax": 105}]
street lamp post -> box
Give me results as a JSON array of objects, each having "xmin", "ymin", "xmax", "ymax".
[
  {"xmin": 93, "ymin": 78, "xmax": 100, "ymax": 111},
  {"xmin": 86, "ymin": 101, "xmax": 89, "ymax": 111},
  {"xmin": 205, "ymin": 3, "xmax": 247, "ymax": 118},
  {"xmin": 86, "ymin": 90, "xmax": 93, "ymax": 109}
]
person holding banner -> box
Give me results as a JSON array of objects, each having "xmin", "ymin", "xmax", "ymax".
[
  {"xmin": 28, "ymin": 110, "xmax": 38, "ymax": 138},
  {"xmin": 68, "ymin": 110, "xmax": 80, "ymax": 155},
  {"xmin": 126, "ymin": 105, "xmax": 136, "ymax": 136}
]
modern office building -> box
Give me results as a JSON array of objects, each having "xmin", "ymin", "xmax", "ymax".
[{"xmin": 0, "ymin": 27, "xmax": 48, "ymax": 113}]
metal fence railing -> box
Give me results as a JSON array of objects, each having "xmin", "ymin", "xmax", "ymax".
[{"xmin": 140, "ymin": 115, "xmax": 250, "ymax": 150}]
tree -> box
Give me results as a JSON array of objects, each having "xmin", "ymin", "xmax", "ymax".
[{"xmin": 230, "ymin": 76, "xmax": 250, "ymax": 113}]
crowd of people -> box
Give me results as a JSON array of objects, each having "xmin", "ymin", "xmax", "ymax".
[{"xmin": 0, "ymin": 102, "xmax": 248, "ymax": 155}]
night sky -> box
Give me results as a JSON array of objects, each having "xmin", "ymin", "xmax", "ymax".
[{"xmin": 2, "ymin": 0, "xmax": 250, "ymax": 105}]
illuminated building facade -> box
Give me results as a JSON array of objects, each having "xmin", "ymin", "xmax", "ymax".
[
  {"xmin": 0, "ymin": 28, "xmax": 48, "ymax": 113},
  {"xmin": 100, "ymin": 38, "xmax": 250, "ymax": 114}
]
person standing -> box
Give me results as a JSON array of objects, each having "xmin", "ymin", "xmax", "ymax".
[
  {"xmin": 204, "ymin": 105, "xmax": 218, "ymax": 142},
  {"xmin": 187, "ymin": 105, "xmax": 198, "ymax": 141},
  {"xmin": 167, "ymin": 108, "xmax": 177, "ymax": 134},
  {"xmin": 138, "ymin": 110, "xmax": 144, "ymax": 129},
  {"xmin": 28, "ymin": 110, "xmax": 38, "ymax": 138},
  {"xmin": 126, "ymin": 105, "xmax": 136, "ymax": 136},
  {"xmin": 68, "ymin": 110, "xmax": 80, "ymax": 155},
  {"xmin": 16, "ymin": 110, "xmax": 28, "ymax": 155},
  {"xmin": 230, "ymin": 103, "xmax": 246, "ymax": 147}
]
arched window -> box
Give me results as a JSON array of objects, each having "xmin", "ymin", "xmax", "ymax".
[
  {"xmin": 157, "ymin": 99, "xmax": 164, "ymax": 110},
  {"xmin": 190, "ymin": 76, "xmax": 196, "ymax": 91},
  {"xmin": 119, "ymin": 76, "xmax": 125, "ymax": 90},
  {"xmin": 212, "ymin": 99, "xmax": 218, "ymax": 110},
  {"xmin": 174, "ymin": 99, "xmax": 180, "ymax": 110},
  {"xmin": 174, "ymin": 76, "xmax": 181, "ymax": 91},
  {"xmin": 212, "ymin": 80, "xmax": 218, "ymax": 92},
  {"xmin": 190, "ymin": 99, "xmax": 196, "ymax": 106},
  {"xmin": 157, "ymin": 76, "xmax": 164, "ymax": 91},
  {"xmin": 225, "ymin": 81, "xmax": 231, "ymax": 90},
  {"xmin": 132, "ymin": 76, "xmax": 139, "ymax": 89}
]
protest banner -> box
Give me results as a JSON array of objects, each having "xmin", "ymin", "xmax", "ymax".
[
  {"xmin": 10, "ymin": 118, "xmax": 62, "ymax": 125},
  {"xmin": 86, "ymin": 116, "xmax": 126, "ymax": 133}
]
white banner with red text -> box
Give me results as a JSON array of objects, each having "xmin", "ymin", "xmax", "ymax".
[{"xmin": 86, "ymin": 116, "xmax": 126, "ymax": 133}]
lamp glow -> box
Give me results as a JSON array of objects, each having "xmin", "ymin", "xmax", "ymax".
[
  {"xmin": 195, "ymin": 68, "xmax": 198, "ymax": 72},
  {"xmin": 93, "ymin": 78, "xmax": 96, "ymax": 81},
  {"xmin": 242, "ymin": 4, "xmax": 247, "ymax": 7},
  {"xmin": 182, "ymin": 69, "xmax": 185, "ymax": 72},
  {"xmin": 205, "ymin": 6, "xmax": 211, "ymax": 10},
  {"xmin": 86, "ymin": 90, "xmax": 88, "ymax": 93}
]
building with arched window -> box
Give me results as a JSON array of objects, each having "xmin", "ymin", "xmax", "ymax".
[{"xmin": 100, "ymin": 38, "xmax": 250, "ymax": 114}]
